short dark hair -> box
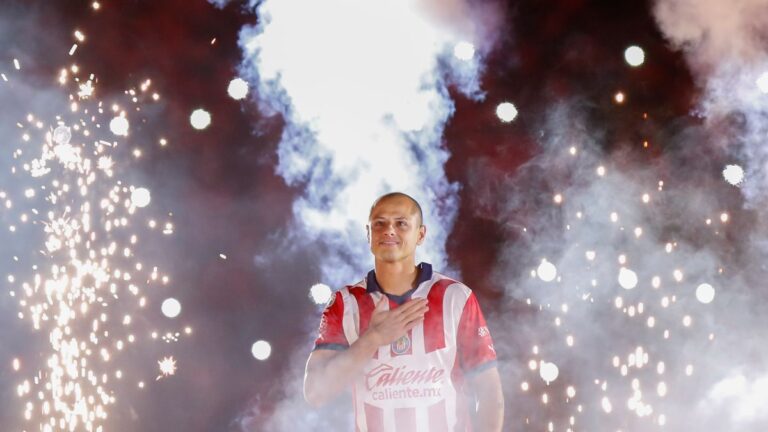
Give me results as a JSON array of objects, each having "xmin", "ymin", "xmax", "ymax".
[{"xmin": 369, "ymin": 192, "xmax": 423, "ymax": 226}]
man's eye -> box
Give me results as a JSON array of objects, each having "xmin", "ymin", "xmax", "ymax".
[{"xmin": 397, "ymin": 221, "xmax": 408, "ymax": 227}]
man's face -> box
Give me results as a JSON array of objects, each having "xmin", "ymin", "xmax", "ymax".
[{"xmin": 367, "ymin": 196, "xmax": 426, "ymax": 264}]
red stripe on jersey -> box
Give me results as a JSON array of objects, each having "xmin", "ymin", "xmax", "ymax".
[
  {"xmin": 394, "ymin": 406, "xmax": 416, "ymax": 432},
  {"xmin": 355, "ymin": 288, "xmax": 377, "ymax": 359},
  {"xmin": 423, "ymin": 279, "xmax": 454, "ymax": 353},
  {"xmin": 364, "ymin": 402, "xmax": 384, "ymax": 432},
  {"xmin": 428, "ymin": 399, "xmax": 448, "ymax": 431}
]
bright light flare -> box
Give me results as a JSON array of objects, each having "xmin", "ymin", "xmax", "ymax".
[
  {"xmin": 722, "ymin": 164, "xmax": 744, "ymax": 186},
  {"xmin": 496, "ymin": 102, "xmax": 518, "ymax": 122},
  {"xmin": 453, "ymin": 41, "xmax": 475, "ymax": 61},
  {"xmin": 624, "ymin": 45, "xmax": 645, "ymax": 67},
  {"xmin": 190, "ymin": 109, "xmax": 212, "ymax": 130},
  {"xmin": 227, "ymin": 78, "xmax": 249, "ymax": 100},
  {"xmin": 161, "ymin": 298, "xmax": 182, "ymax": 318},
  {"xmin": 309, "ymin": 283, "xmax": 332, "ymax": 305},
  {"xmin": 251, "ymin": 340, "xmax": 272, "ymax": 360}
]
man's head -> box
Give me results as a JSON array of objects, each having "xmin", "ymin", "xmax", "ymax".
[{"xmin": 366, "ymin": 192, "xmax": 426, "ymax": 264}]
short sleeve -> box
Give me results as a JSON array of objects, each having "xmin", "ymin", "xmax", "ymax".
[
  {"xmin": 313, "ymin": 291, "xmax": 349, "ymax": 351},
  {"xmin": 457, "ymin": 292, "xmax": 497, "ymax": 373}
]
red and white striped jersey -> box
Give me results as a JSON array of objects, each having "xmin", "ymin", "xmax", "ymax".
[{"xmin": 314, "ymin": 263, "xmax": 497, "ymax": 432}]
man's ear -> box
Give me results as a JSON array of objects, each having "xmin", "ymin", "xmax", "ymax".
[{"xmin": 417, "ymin": 225, "xmax": 426, "ymax": 245}]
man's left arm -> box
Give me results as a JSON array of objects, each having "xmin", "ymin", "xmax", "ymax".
[
  {"xmin": 457, "ymin": 291, "xmax": 504, "ymax": 432},
  {"xmin": 468, "ymin": 366, "xmax": 504, "ymax": 432}
]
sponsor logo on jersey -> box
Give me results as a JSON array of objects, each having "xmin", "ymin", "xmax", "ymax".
[
  {"xmin": 478, "ymin": 326, "xmax": 489, "ymax": 337},
  {"xmin": 391, "ymin": 334, "xmax": 411, "ymax": 355},
  {"xmin": 364, "ymin": 363, "xmax": 445, "ymax": 391}
]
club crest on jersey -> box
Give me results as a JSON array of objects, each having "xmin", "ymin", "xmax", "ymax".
[{"xmin": 391, "ymin": 334, "xmax": 411, "ymax": 355}]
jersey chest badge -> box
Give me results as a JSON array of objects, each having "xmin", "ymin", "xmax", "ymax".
[{"xmin": 391, "ymin": 333, "xmax": 411, "ymax": 355}]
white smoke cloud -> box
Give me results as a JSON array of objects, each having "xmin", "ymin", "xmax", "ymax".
[
  {"xmin": 653, "ymin": 0, "xmax": 768, "ymax": 208},
  {"xmin": 238, "ymin": 0, "xmax": 497, "ymax": 287},
  {"xmin": 649, "ymin": 3, "xmax": 768, "ymax": 428},
  {"xmin": 482, "ymin": 100, "xmax": 768, "ymax": 431}
]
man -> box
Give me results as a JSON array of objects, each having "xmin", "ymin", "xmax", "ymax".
[{"xmin": 304, "ymin": 192, "xmax": 504, "ymax": 431}]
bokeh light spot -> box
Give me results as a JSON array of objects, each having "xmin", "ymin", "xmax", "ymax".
[
  {"xmin": 496, "ymin": 102, "xmax": 518, "ymax": 122},
  {"xmin": 130, "ymin": 188, "xmax": 151, "ymax": 208},
  {"xmin": 696, "ymin": 283, "xmax": 715, "ymax": 304},
  {"xmin": 722, "ymin": 164, "xmax": 744, "ymax": 186},
  {"xmin": 251, "ymin": 340, "xmax": 272, "ymax": 361},
  {"xmin": 539, "ymin": 361, "xmax": 559, "ymax": 383},
  {"xmin": 624, "ymin": 45, "xmax": 645, "ymax": 67},
  {"xmin": 109, "ymin": 116, "xmax": 129, "ymax": 136},
  {"xmin": 537, "ymin": 260, "xmax": 557, "ymax": 282},
  {"xmin": 227, "ymin": 78, "xmax": 249, "ymax": 100},
  {"xmin": 309, "ymin": 283, "xmax": 332, "ymax": 305},
  {"xmin": 190, "ymin": 109, "xmax": 212, "ymax": 130},
  {"xmin": 161, "ymin": 298, "xmax": 181, "ymax": 318},
  {"xmin": 618, "ymin": 267, "xmax": 638, "ymax": 289}
]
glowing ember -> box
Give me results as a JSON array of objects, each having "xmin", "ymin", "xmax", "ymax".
[
  {"xmin": 453, "ymin": 41, "xmax": 475, "ymax": 61},
  {"xmin": 696, "ymin": 283, "xmax": 716, "ymax": 304},
  {"xmin": 496, "ymin": 102, "xmax": 518, "ymax": 122},
  {"xmin": 722, "ymin": 164, "xmax": 744, "ymax": 185},
  {"xmin": 251, "ymin": 340, "xmax": 272, "ymax": 361},
  {"xmin": 227, "ymin": 77, "xmax": 249, "ymax": 100},
  {"xmin": 537, "ymin": 259, "xmax": 557, "ymax": 282},
  {"xmin": 624, "ymin": 45, "xmax": 645, "ymax": 67},
  {"xmin": 309, "ymin": 283, "xmax": 332, "ymax": 305},
  {"xmin": 161, "ymin": 298, "xmax": 182, "ymax": 318},
  {"xmin": 190, "ymin": 108, "xmax": 212, "ymax": 130},
  {"xmin": 614, "ymin": 91, "xmax": 626, "ymax": 103}
]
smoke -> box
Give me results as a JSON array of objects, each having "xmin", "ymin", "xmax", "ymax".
[
  {"xmin": 236, "ymin": 0, "xmax": 502, "ymax": 287},
  {"xmin": 229, "ymin": 0, "xmax": 503, "ymax": 429},
  {"xmin": 481, "ymin": 97, "xmax": 768, "ymax": 430},
  {"xmin": 653, "ymin": 0, "xmax": 768, "ymax": 209},
  {"xmin": 644, "ymin": 1, "xmax": 768, "ymax": 429}
]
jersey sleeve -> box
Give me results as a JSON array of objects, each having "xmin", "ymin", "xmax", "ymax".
[
  {"xmin": 313, "ymin": 290, "xmax": 349, "ymax": 351},
  {"xmin": 457, "ymin": 292, "xmax": 497, "ymax": 373}
]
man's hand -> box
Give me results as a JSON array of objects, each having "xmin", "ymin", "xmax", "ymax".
[
  {"xmin": 304, "ymin": 296, "xmax": 428, "ymax": 407},
  {"xmin": 366, "ymin": 297, "xmax": 428, "ymax": 347}
]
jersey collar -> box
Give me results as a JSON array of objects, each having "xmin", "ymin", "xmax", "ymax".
[{"xmin": 366, "ymin": 262, "xmax": 433, "ymax": 304}]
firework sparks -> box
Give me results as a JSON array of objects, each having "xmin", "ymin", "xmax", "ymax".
[
  {"xmin": 157, "ymin": 356, "xmax": 177, "ymax": 379},
  {"xmin": 1, "ymin": 37, "xmax": 192, "ymax": 430}
]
